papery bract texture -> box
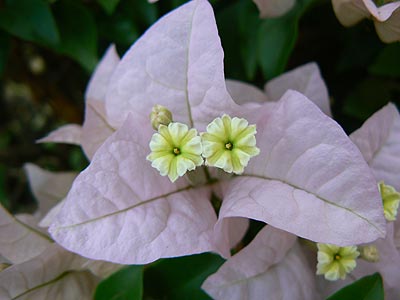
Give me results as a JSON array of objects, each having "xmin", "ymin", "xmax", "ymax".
[
  {"xmin": 332, "ymin": 0, "xmax": 400, "ymax": 42},
  {"xmin": 264, "ymin": 62, "xmax": 332, "ymax": 116},
  {"xmin": 49, "ymin": 115, "xmax": 223, "ymax": 264},
  {"xmin": 24, "ymin": 163, "xmax": 77, "ymax": 218},
  {"xmin": 104, "ymin": 0, "xmax": 238, "ymax": 132},
  {"xmin": 82, "ymin": 44, "xmax": 119, "ymax": 159},
  {"xmin": 0, "ymin": 203, "xmax": 51, "ymax": 264},
  {"xmin": 350, "ymin": 103, "xmax": 400, "ymax": 191},
  {"xmin": 226, "ymin": 79, "xmax": 269, "ymax": 106},
  {"xmin": 37, "ymin": 124, "xmax": 82, "ymax": 145},
  {"xmin": 218, "ymin": 90, "xmax": 386, "ymax": 246},
  {"xmin": 0, "ymin": 244, "xmax": 98, "ymax": 300},
  {"xmin": 203, "ymin": 226, "xmax": 318, "ymax": 300}
]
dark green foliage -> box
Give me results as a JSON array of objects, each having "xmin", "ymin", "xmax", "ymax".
[
  {"xmin": 144, "ymin": 253, "xmax": 225, "ymax": 299},
  {"xmin": 94, "ymin": 265, "xmax": 144, "ymax": 300},
  {"xmin": 327, "ymin": 273, "xmax": 384, "ymax": 300}
]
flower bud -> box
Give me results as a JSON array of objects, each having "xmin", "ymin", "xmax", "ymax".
[
  {"xmin": 379, "ymin": 181, "xmax": 400, "ymax": 221},
  {"xmin": 150, "ymin": 104, "xmax": 173, "ymax": 130},
  {"xmin": 359, "ymin": 244, "xmax": 380, "ymax": 263}
]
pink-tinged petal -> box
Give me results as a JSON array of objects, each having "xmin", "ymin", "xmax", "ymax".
[
  {"xmin": 82, "ymin": 45, "xmax": 119, "ymax": 159},
  {"xmin": 332, "ymin": 0, "xmax": 370, "ymax": 27},
  {"xmin": 105, "ymin": 0, "xmax": 237, "ymax": 131},
  {"xmin": 0, "ymin": 244, "xmax": 98, "ymax": 300},
  {"xmin": 350, "ymin": 103, "xmax": 400, "ymax": 190},
  {"xmin": 215, "ymin": 217, "xmax": 249, "ymax": 251},
  {"xmin": 374, "ymin": 9, "xmax": 400, "ymax": 43},
  {"xmin": 362, "ymin": 0, "xmax": 400, "ymax": 22},
  {"xmin": 85, "ymin": 45, "xmax": 120, "ymax": 107},
  {"xmin": 227, "ymin": 217, "xmax": 249, "ymax": 249},
  {"xmin": 37, "ymin": 124, "xmax": 82, "ymax": 145},
  {"xmin": 253, "ymin": 0, "xmax": 296, "ymax": 18},
  {"xmin": 264, "ymin": 62, "xmax": 332, "ymax": 117},
  {"xmin": 226, "ymin": 79, "xmax": 269, "ymax": 108},
  {"xmin": 203, "ymin": 226, "xmax": 318, "ymax": 300},
  {"xmin": 0, "ymin": 204, "xmax": 51, "ymax": 264},
  {"xmin": 219, "ymin": 90, "xmax": 385, "ymax": 246},
  {"xmin": 395, "ymin": 216, "xmax": 400, "ymax": 249},
  {"xmin": 24, "ymin": 163, "xmax": 77, "ymax": 218},
  {"xmin": 49, "ymin": 115, "xmax": 223, "ymax": 264},
  {"xmin": 39, "ymin": 199, "xmax": 65, "ymax": 228}
]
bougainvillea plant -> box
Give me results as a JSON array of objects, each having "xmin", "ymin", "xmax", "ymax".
[{"xmin": 1, "ymin": 0, "xmax": 399, "ymax": 299}]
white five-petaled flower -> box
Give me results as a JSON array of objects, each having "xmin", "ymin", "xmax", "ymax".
[
  {"xmin": 316, "ymin": 243, "xmax": 360, "ymax": 281},
  {"xmin": 147, "ymin": 122, "xmax": 203, "ymax": 182},
  {"xmin": 201, "ymin": 114, "xmax": 260, "ymax": 174}
]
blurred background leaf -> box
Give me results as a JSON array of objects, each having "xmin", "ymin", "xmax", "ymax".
[
  {"xmin": 52, "ymin": 0, "xmax": 98, "ymax": 72},
  {"xmin": 0, "ymin": 0, "xmax": 60, "ymax": 46},
  {"xmin": 97, "ymin": 0, "xmax": 121, "ymax": 15},
  {"xmin": 94, "ymin": 265, "xmax": 143, "ymax": 300},
  {"xmin": 369, "ymin": 43, "xmax": 400, "ymax": 78}
]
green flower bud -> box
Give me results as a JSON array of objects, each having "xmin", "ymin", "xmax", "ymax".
[
  {"xmin": 379, "ymin": 181, "xmax": 400, "ymax": 221},
  {"xmin": 150, "ymin": 104, "xmax": 173, "ymax": 130},
  {"xmin": 359, "ymin": 244, "xmax": 380, "ymax": 263}
]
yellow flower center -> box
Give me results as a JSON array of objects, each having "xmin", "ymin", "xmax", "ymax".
[
  {"xmin": 225, "ymin": 142, "xmax": 233, "ymax": 150},
  {"xmin": 173, "ymin": 147, "xmax": 181, "ymax": 155}
]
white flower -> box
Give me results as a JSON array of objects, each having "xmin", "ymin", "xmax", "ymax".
[
  {"xmin": 316, "ymin": 243, "xmax": 360, "ymax": 281},
  {"xmin": 201, "ymin": 115, "xmax": 260, "ymax": 174},
  {"xmin": 147, "ymin": 122, "xmax": 203, "ymax": 182}
]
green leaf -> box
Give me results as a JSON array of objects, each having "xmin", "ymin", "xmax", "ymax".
[
  {"xmin": 327, "ymin": 273, "xmax": 384, "ymax": 300},
  {"xmin": 369, "ymin": 43, "xmax": 400, "ymax": 78},
  {"xmin": 94, "ymin": 265, "xmax": 143, "ymax": 300},
  {"xmin": 52, "ymin": 0, "xmax": 98, "ymax": 72},
  {"xmin": 0, "ymin": 0, "xmax": 59, "ymax": 46},
  {"xmin": 237, "ymin": 1, "xmax": 261, "ymax": 80},
  {"xmin": 97, "ymin": 0, "xmax": 120, "ymax": 15},
  {"xmin": 257, "ymin": 0, "xmax": 313, "ymax": 80},
  {"xmin": 98, "ymin": 15, "xmax": 139, "ymax": 46},
  {"xmin": 144, "ymin": 253, "xmax": 225, "ymax": 300}
]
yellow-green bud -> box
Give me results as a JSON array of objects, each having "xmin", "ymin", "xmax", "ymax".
[
  {"xmin": 379, "ymin": 181, "xmax": 400, "ymax": 221},
  {"xmin": 359, "ymin": 245, "xmax": 380, "ymax": 263},
  {"xmin": 150, "ymin": 104, "xmax": 173, "ymax": 130}
]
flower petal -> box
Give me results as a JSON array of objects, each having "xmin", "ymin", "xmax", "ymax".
[
  {"xmin": 0, "ymin": 244, "xmax": 98, "ymax": 300},
  {"xmin": 49, "ymin": 115, "xmax": 224, "ymax": 264},
  {"xmin": 104, "ymin": 0, "xmax": 238, "ymax": 131},
  {"xmin": 0, "ymin": 203, "xmax": 51, "ymax": 264},
  {"xmin": 253, "ymin": 0, "xmax": 296, "ymax": 18},
  {"xmin": 218, "ymin": 90, "xmax": 386, "ymax": 246},
  {"xmin": 37, "ymin": 124, "xmax": 82, "ymax": 145},
  {"xmin": 24, "ymin": 163, "xmax": 77, "ymax": 218},
  {"xmin": 82, "ymin": 45, "xmax": 120, "ymax": 159},
  {"xmin": 350, "ymin": 103, "xmax": 400, "ymax": 191},
  {"xmin": 202, "ymin": 226, "xmax": 318, "ymax": 300},
  {"xmin": 264, "ymin": 62, "xmax": 332, "ymax": 117}
]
